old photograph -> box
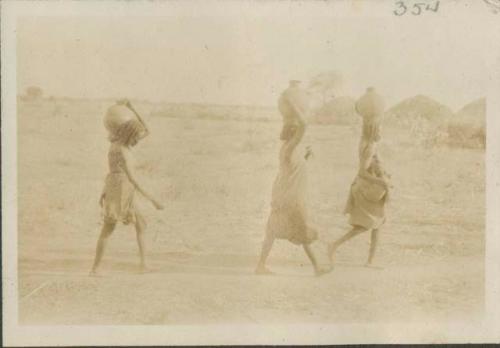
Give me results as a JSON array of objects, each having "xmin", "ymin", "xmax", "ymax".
[{"xmin": 2, "ymin": 0, "xmax": 500, "ymax": 346}]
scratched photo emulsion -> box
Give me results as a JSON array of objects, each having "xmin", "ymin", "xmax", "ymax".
[{"xmin": 16, "ymin": 2, "xmax": 489, "ymax": 326}]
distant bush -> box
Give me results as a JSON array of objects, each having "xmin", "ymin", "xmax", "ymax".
[
  {"xmin": 310, "ymin": 96, "xmax": 359, "ymax": 125},
  {"xmin": 24, "ymin": 86, "xmax": 43, "ymax": 101}
]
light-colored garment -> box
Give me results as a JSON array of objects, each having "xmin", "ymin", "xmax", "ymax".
[
  {"xmin": 266, "ymin": 142, "xmax": 317, "ymax": 245},
  {"xmin": 101, "ymin": 143, "xmax": 140, "ymax": 225},
  {"xmin": 344, "ymin": 142, "xmax": 387, "ymax": 230},
  {"xmin": 278, "ymin": 86, "xmax": 310, "ymax": 126}
]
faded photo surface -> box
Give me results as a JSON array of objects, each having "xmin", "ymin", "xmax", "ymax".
[{"xmin": 3, "ymin": 0, "xmax": 500, "ymax": 345}]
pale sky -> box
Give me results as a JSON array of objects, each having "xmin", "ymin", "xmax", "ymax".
[{"xmin": 16, "ymin": 1, "xmax": 493, "ymax": 110}]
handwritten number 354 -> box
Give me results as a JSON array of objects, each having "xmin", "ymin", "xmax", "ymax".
[{"xmin": 394, "ymin": 1, "xmax": 440, "ymax": 16}]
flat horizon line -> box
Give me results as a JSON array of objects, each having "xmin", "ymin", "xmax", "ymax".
[{"xmin": 16, "ymin": 94, "xmax": 278, "ymax": 110}]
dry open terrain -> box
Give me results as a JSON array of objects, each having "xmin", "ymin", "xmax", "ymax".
[{"xmin": 17, "ymin": 99, "xmax": 484, "ymax": 324}]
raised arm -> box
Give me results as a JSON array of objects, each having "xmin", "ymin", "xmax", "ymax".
[
  {"xmin": 119, "ymin": 149, "xmax": 163, "ymax": 209},
  {"xmin": 125, "ymin": 100, "xmax": 150, "ymax": 139}
]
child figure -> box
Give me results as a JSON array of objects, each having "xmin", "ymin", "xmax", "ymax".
[
  {"xmin": 329, "ymin": 88, "xmax": 391, "ymax": 267},
  {"xmin": 90, "ymin": 100, "xmax": 163, "ymax": 275},
  {"xmin": 328, "ymin": 137, "xmax": 391, "ymax": 267}
]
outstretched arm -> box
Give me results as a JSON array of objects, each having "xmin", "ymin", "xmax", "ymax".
[{"xmin": 119, "ymin": 149, "xmax": 163, "ymax": 209}]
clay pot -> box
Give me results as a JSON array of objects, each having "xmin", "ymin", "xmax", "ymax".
[
  {"xmin": 355, "ymin": 88, "xmax": 385, "ymax": 120},
  {"xmin": 104, "ymin": 104, "xmax": 136, "ymax": 134}
]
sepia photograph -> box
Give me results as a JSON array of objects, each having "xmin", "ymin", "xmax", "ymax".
[{"xmin": 2, "ymin": 0, "xmax": 500, "ymax": 346}]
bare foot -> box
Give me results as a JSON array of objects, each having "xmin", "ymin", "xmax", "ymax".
[
  {"xmin": 255, "ymin": 266, "xmax": 275, "ymax": 275},
  {"xmin": 139, "ymin": 266, "xmax": 154, "ymax": 274},
  {"xmin": 327, "ymin": 244, "xmax": 337, "ymax": 266},
  {"xmin": 315, "ymin": 266, "xmax": 332, "ymax": 277},
  {"xmin": 89, "ymin": 269, "xmax": 103, "ymax": 277}
]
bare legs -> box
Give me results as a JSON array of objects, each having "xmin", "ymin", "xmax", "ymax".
[
  {"xmin": 303, "ymin": 243, "xmax": 330, "ymax": 276},
  {"xmin": 255, "ymin": 234, "xmax": 275, "ymax": 274},
  {"xmin": 255, "ymin": 234, "xmax": 329, "ymax": 276},
  {"xmin": 366, "ymin": 229, "xmax": 379, "ymax": 265},
  {"xmin": 90, "ymin": 221, "xmax": 116, "ymax": 275},
  {"xmin": 302, "ymin": 243, "xmax": 318, "ymax": 270},
  {"xmin": 90, "ymin": 217, "xmax": 149, "ymax": 275},
  {"xmin": 135, "ymin": 216, "xmax": 148, "ymax": 272},
  {"xmin": 328, "ymin": 226, "xmax": 379, "ymax": 266}
]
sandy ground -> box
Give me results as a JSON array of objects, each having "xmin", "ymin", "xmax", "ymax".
[{"xmin": 18, "ymin": 100, "xmax": 485, "ymax": 324}]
